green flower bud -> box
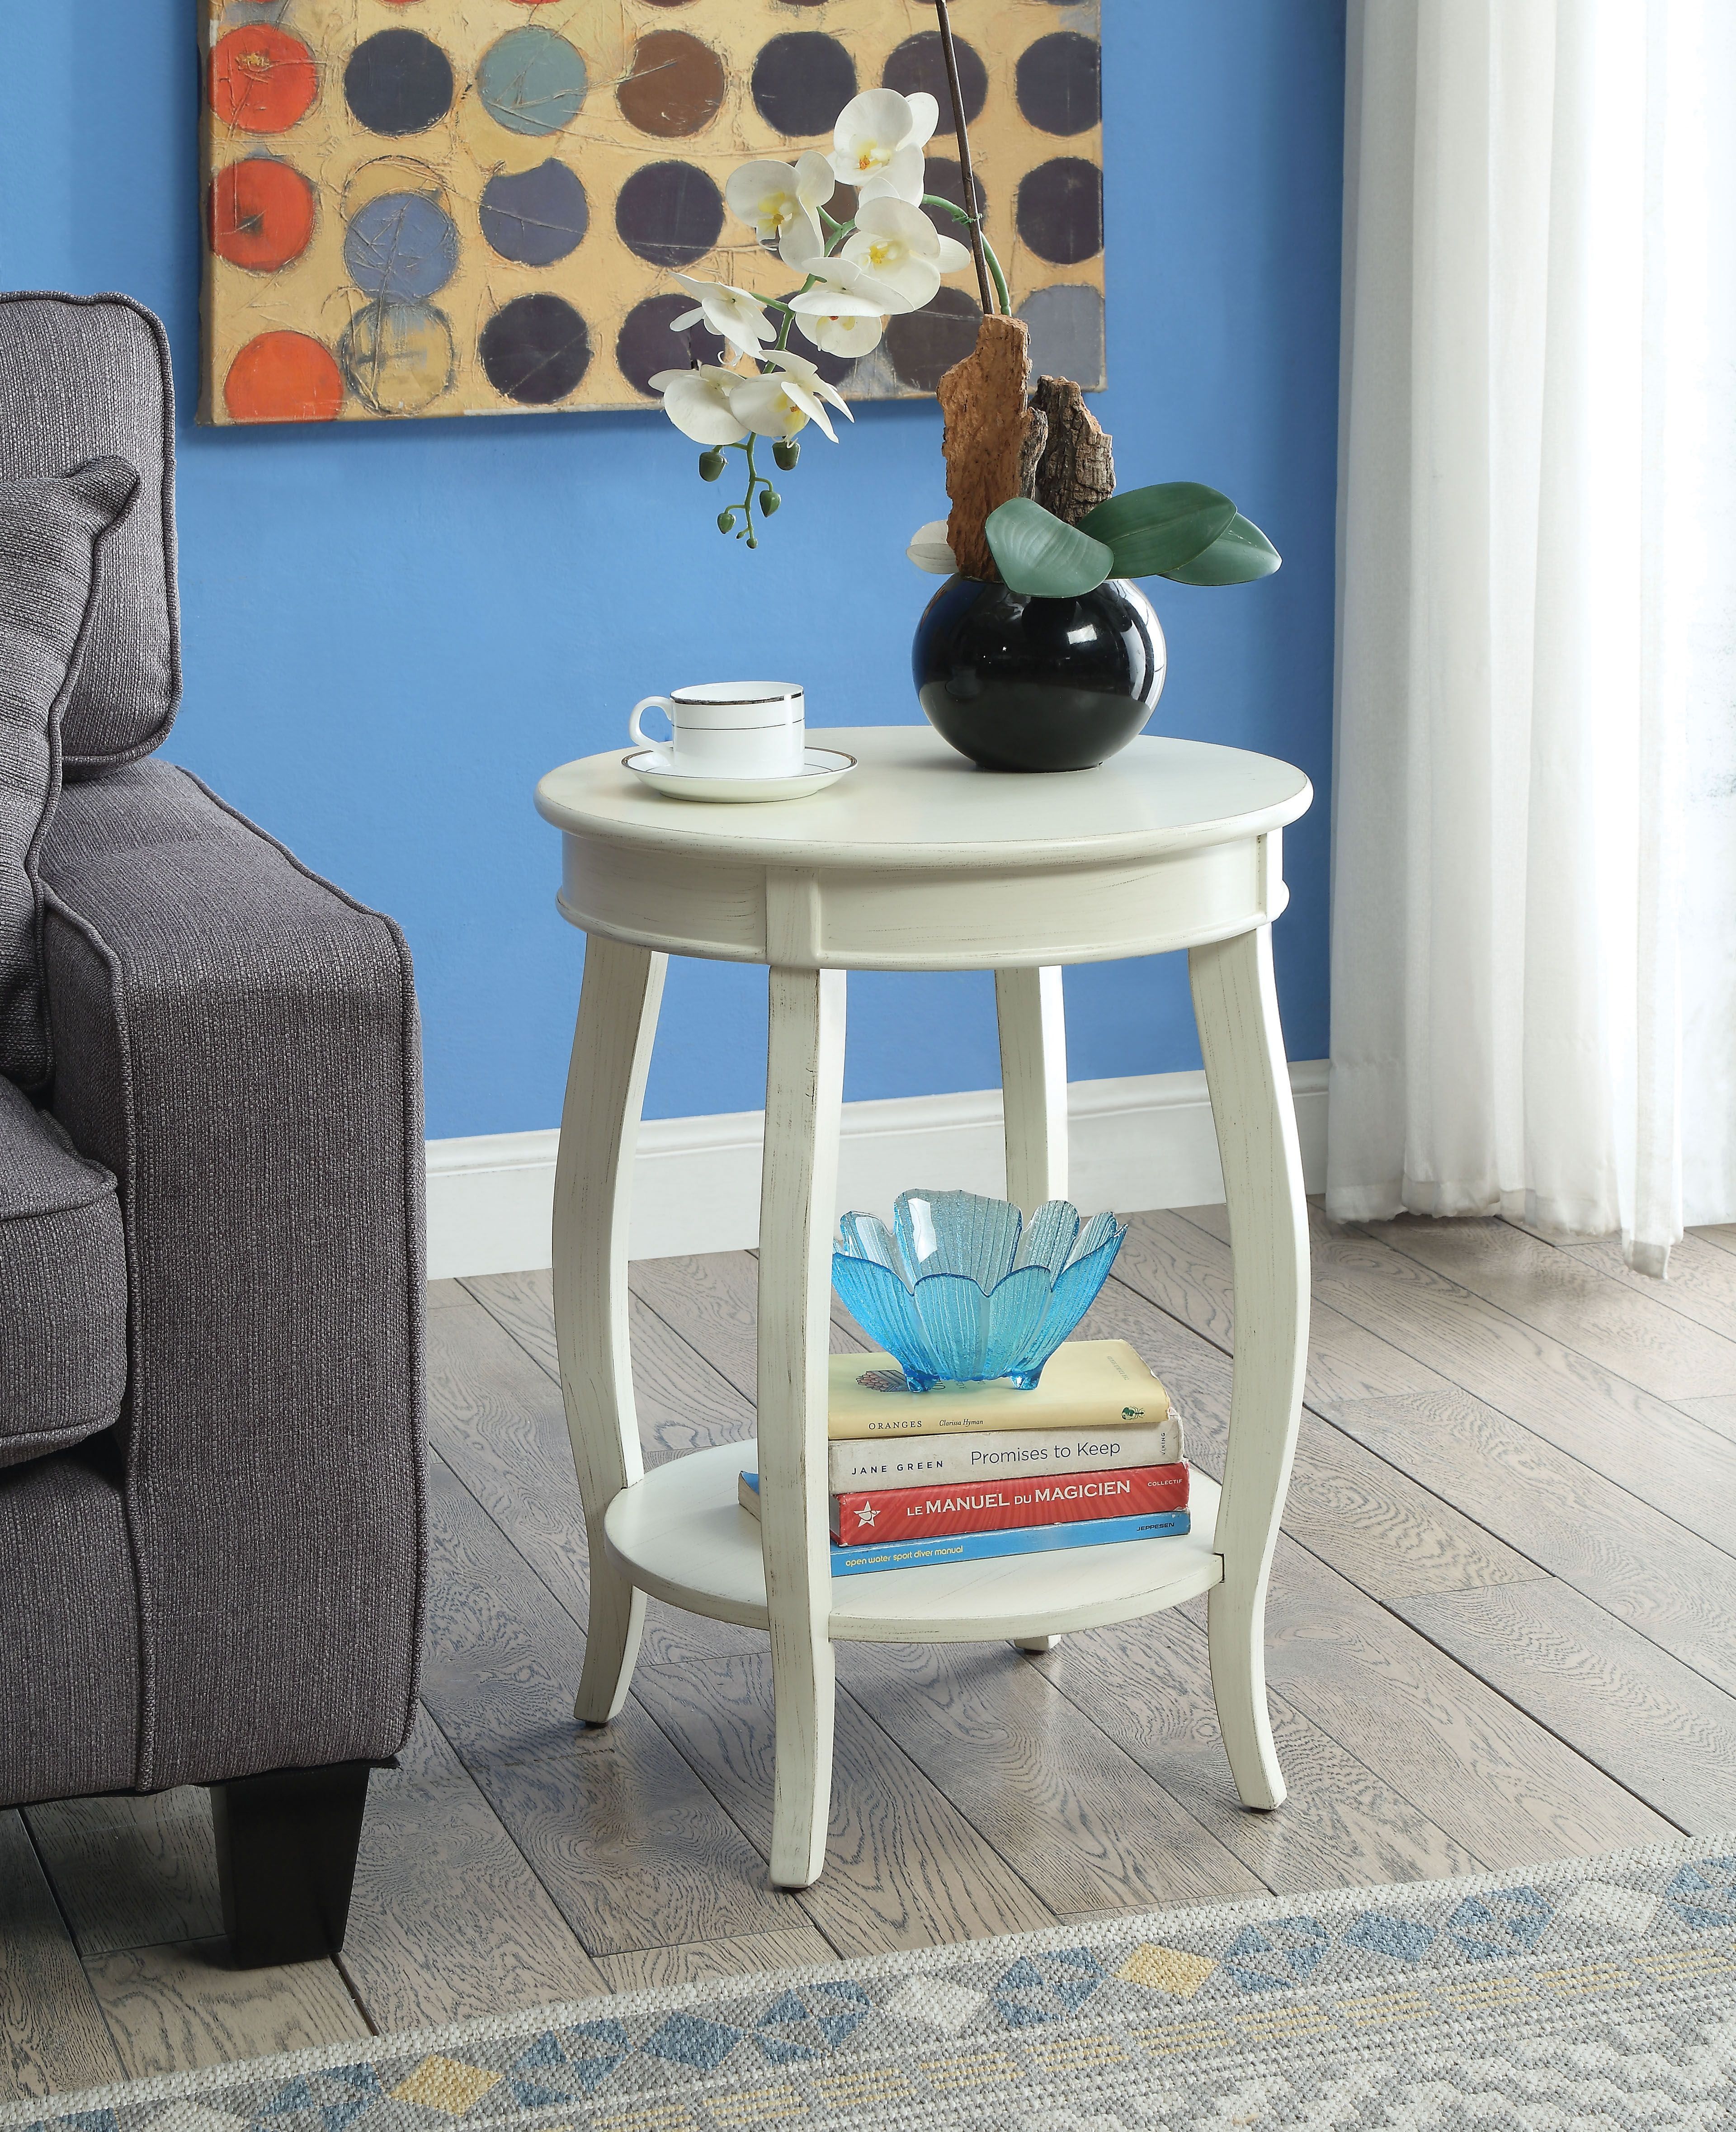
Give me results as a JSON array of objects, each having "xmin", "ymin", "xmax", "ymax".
[
  {"xmin": 760, "ymin": 489, "xmax": 782, "ymax": 517},
  {"xmin": 717, "ymin": 508, "xmax": 736, "ymax": 534},
  {"xmin": 773, "ymin": 438, "xmax": 800, "ymax": 471},
  {"xmin": 698, "ymin": 450, "xmax": 726, "ymax": 482}
]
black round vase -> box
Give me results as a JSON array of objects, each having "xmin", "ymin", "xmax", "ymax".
[{"xmin": 912, "ymin": 575, "xmax": 1168, "ymax": 773}]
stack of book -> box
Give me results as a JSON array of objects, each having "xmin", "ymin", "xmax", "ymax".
[{"xmin": 739, "ymin": 1339, "xmax": 1189, "ymax": 1576}]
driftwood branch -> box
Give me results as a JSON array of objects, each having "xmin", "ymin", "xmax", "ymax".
[
  {"xmin": 938, "ymin": 316, "xmax": 1038, "ymax": 581},
  {"xmin": 1029, "ymin": 377, "xmax": 1116, "ymax": 526}
]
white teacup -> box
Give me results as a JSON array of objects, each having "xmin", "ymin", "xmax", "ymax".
[{"xmin": 630, "ymin": 682, "xmax": 805, "ymax": 779}]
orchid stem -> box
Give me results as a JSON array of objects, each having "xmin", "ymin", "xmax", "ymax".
[
  {"xmin": 923, "ymin": 195, "xmax": 1010, "ymax": 316},
  {"xmin": 929, "ymin": 0, "xmax": 997, "ymax": 315},
  {"xmin": 734, "ymin": 435, "xmax": 767, "ymax": 547}
]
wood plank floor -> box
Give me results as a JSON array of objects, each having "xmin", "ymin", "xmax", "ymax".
[{"xmin": 8, "ymin": 1205, "xmax": 1736, "ymax": 2100}]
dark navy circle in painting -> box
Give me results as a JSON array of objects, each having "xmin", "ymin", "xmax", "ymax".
[
  {"xmin": 344, "ymin": 30, "xmax": 454, "ymax": 137},
  {"xmin": 615, "ymin": 294, "xmax": 725, "ymax": 398},
  {"xmin": 885, "ymin": 286, "xmax": 981, "ymax": 393},
  {"xmin": 883, "ymin": 33, "xmax": 986, "ymax": 124},
  {"xmin": 752, "ymin": 33, "xmax": 857, "ymax": 138},
  {"xmin": 477, "ymin": 27, "xmax": 588, "ymax": 138},
  {"xmin": 338, "ymin": 300, "xmax": 456, "ymax": 416},
  {"xmin": 1017, "ymin": 33, "xmax": 1102, "ymax": 136},
  {"xmin": 343, "ymin": 192, "xmax": 459, "ymax": 301},
  {"xmin": 481, "ymin": 293, "xmax": 591, "ymax": 405},
  {"xmin": 1016, "ymin": 157, "xmax": 1103, "ymax": 264},
  {"xmin": 614, "ymin": 161, "xmax": 724, "ymax": 267},
  {"xmin": 480, "ymin": 160, "xmax": 587, "ymax": 266}
]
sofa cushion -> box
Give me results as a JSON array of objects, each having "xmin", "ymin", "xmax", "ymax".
[
  {"xmin": 0, "ymin": 457, "xmax": 140, "ymax": 1090},
  {"xmin": 0, "ymin": 295, "xmax": 179, "ymax": 773},
  {"xmin": 0, "ymin": 1072, "xmax": 128, "ymax": 1471}
]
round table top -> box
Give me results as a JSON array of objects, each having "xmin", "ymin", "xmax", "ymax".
[{"xmin": 536, "ymin": 726, "xmax": 1311, "ymax": 874}]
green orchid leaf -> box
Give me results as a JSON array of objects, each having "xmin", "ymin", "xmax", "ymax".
[
  {"xmin": 986, "ymin": 499, "xmax": 1114, "ymax": 598},
  {"xmin": 1159, "ymin": 512, "xmax": 1281, "ymax": 585},
  {"xmin": 1079, "ymin": 482, "xmax": 1237, "ymax": 578}
]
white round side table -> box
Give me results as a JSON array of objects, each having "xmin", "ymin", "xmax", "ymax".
[{"xmin": 535, "ymin": 724, "xmax": 1313, "ymax": 1890}]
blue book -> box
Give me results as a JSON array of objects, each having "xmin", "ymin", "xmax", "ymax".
[{"xmin": 739, "ymin": 1472, "xmax": 1190, "ymax": 1577}]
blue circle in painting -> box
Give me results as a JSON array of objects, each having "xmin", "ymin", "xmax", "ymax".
[
  {"xmin": 480, "ymin": 160, "xmax": 588, "ymax": 266},
  {"xmin": 343, "ymin": 192, "xmax": 460, "ymax": 301},
  {"xmin": 477, "ymin": 28, "xmax": 588, "ymax": 138}
]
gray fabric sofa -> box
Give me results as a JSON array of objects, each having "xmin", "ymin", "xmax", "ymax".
[{"xmin": 0, "ymin": 293, "xmax": 426, "ymax": 1966}]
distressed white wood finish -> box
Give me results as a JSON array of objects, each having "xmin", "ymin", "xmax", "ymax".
[
  {"xmin": 996, "ymin": 965, "xmax": 1069, "ymax": 1655},
  {"xmin": 537, "ymin": 729, "xmax": 1309, "ymax": 972},
  {"xmin": 605, "ymin": 1443, "xmax": 1224, "ymax": 1640},
  {"xmin": 551, "ymin": 938, "xmax": 666, "ymax": 1725},
  {"xmin": 756, "ymin": 968, "xmax": 847, "ymax": 1887},
  {"xmin": 995, "ymin": 967, "xmax": 1069, "ymax": 1212},
  {"xmin": 1190, "ymin": 926, "xmax": 1311, "ymax": 1808},
  {"xmin": 545, "ymin": 725, "xmax": 1313, "ymax": 1882}
]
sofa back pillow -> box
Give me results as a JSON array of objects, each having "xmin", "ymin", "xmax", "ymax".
[
  {"xmin": 0, "ymin": 457, "xmax": 140, "ymax": 1090},
  {"xmin": 0, "ymin": 295, "xmax": 178, "ymax": 772}
]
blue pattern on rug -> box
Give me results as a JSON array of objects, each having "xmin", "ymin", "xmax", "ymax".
[
  {"xmin": 1666, "ymin": 1856, "xmax": 1736, "ymax": 1928},
  {"xmin": 505, "ymin": 2022, "xmax": 627, "ymax": 2103},
  {"xmin": 1342, "ymin": 1909, "xmax": 1437, "ymax": 1963},
  {"xmin": 638, "ymin": 2010, "xmax": 741, "ymax": 2072},
  {"xmin": 1447, "ymin": 1886, "xmax": 1551, "ymax": 1957},
  {"xmin": 993, "ymin": 1949, "xmax": 1104, "ymax": 2026}
]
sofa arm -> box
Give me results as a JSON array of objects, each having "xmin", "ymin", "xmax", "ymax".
[{"xmin": 40, "ymin": 760, "xmax": 425, "ymax": 1792}]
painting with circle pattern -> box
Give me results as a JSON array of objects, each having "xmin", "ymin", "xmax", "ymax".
[{"xmin": 198, "ymin": 0, "xmax": 1104, "ymax": 424}]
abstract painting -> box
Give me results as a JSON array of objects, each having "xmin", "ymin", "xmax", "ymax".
[{"xmin": 198, "ymin": 1, "xmax": 1104, "ymax": 425}]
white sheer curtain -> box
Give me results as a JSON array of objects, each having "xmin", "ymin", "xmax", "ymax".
[{"xmin": 1327, "ymin": 0, "xmax": 1736, "ymax": 1270}]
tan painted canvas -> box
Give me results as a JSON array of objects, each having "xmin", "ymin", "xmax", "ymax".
[{"xmin": 198, "ymin": 0, "xmax": 1104, "ymax": 425}]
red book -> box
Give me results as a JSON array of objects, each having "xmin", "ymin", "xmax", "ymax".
[{"xmin": 830, "ymin": 1462, "xmax": 1190, "ymax": 1547}]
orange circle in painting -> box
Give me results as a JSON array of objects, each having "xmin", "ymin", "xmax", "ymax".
[
  {"xmin": 224, "ymin": 332, "xmax": 344, "ymax": 423},
  {"xmin": 209, "ymin": 160, "xmax": 316, "ymax": 272},
  {"xmin": 209, "ymin": 28, "xmax": 318, "ymax": 135}
]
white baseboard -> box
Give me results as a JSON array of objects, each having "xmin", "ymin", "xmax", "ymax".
[{"xmin": 426, "ymin": 1061, "xmax": 1328, "ymax": 1281}]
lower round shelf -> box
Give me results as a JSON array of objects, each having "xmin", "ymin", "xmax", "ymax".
[{"xmin": 603, "ymin": 1440, "xmax": 1224, "ymax": 1644}]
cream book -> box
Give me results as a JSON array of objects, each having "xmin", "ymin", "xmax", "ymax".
[{"xmin": 826, "ymin": 1339, "xmax": 1170, "ymax": 1441}]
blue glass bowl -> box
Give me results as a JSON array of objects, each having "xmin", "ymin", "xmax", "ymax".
[{"xmin": 831, "ymin": 1189, "xmax": 1127, "ymax": 1392}]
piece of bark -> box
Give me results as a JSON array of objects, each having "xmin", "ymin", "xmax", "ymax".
[
  {"xmin": 1030, "ymin": 376, "xmax": 1116, "ymax": 526},
  {"xmin": 1017, "ymin": 409, "xmax": 1050, "ymax": 500},
  {"xmin": 939, "ymin": 316, "xmax": 1038, "ymax": 581}
]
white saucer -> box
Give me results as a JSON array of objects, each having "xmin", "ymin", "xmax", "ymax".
[{"xmin": 622, "ymin": 746, "xmax": 858, "ymax": 804}]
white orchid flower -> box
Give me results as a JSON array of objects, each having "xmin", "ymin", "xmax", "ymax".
[
  {"xmin": 648, "ymin": 366, "xmax": 750, "ymax": 447},
  {"xmin": 760, "ymin": 347, "xmax": 854, "ymax": 440},
  {"xmin": 907, "ymin": 519, "xmax": 958, "ymax": 575},
  {"xmin": 725, "ymin": 152, "xmax": 835, "ymax": 270},
  {"xmin": 668, "ymin": 274, "xmax": 775, "ymax": 360},
  {"xmin": 830, "ymin": 88, "xmax": 938, "ymax": 207},
  {"xmin": 728, "ymin": 375, "xmax": 821, "ymax": 445},
  {"xmin": 788, "ymin": 262, "xmax": 903, "ymax": 358},
  {"xmin": 792, "ymin": 302, "xmax": 883, "ymax": 358},
  {"xmin": 841, "ymin": 197, "xmax": 966, "ymax": 309},
  {"xmin": 790, "ymin": 257, "xmax": 914, "ymax": 314}
]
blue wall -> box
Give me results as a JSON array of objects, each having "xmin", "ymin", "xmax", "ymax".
[{"xmin": 3, "ymin": 2, "xmax": 1344, "ymax": 1141}]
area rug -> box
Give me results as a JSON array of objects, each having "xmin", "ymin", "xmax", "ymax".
[{"xmin": 6, "ymin": 1833, "xmax": 1734, "ymax": 2132}]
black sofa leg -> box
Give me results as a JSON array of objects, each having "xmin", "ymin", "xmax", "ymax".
[{"xmin": 211, "ymin": 1761, "xmax": 372, "ymax": 1968}]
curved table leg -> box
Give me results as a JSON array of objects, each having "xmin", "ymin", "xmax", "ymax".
[
  {"xmin": 1189, "ymin": 925, "xmax": 1309, "ymax": 1810},
  {"xmin": 996, "ymin": 966, "xmax": 1070, "ymax": 1656},
  {"xmin": 759, "ymin": 965, "xmax": 847, "ymax": 1888},
  {"xmin": 552, "ymin": 937, "xmax": 667, "ymax": 1727}
]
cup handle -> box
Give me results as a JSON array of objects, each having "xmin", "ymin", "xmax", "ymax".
[{"xmin": 631, "ymin": 696, "xmax": 675, "ymax": 751}]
